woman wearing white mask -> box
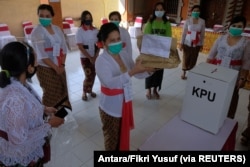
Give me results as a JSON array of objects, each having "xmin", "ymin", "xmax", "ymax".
[
  {"xmin": 31, "ymin": 4, "xmax": 72, "ymax": 110},
  {"xmin": 143, "ymin": 2, "xmax": 172, "ymax": 100},
  {"xmin": 95, "ymin": 23, "xmax": 155, "ymax": 151},
  {"xmin": 180, "ymin": 5, "xmax": 205, "ymax": 80},
  {"xmin": 207, "ymin": 16, "xmax": 250, "ymax": 148}
]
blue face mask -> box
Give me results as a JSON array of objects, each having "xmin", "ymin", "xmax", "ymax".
[
  {"xmin": 111, "ymin": 21, "xmax": 120, "ymax": 27},
  {"xmin": 229, "ymin": 27, "xmax": 243, "ymax": 36},
  {"xmin": 155, "ymin": 11, "xmax": 165, "ymax": 18},
  {"xmin": 108, "ymin": 41, "xmax": 122, "ymax": 55},
  {"xmin": 84, "ymin": 20, "xmax": 92, "ymax": 25},
  {"xmin": 39, "ymin": 18, "xmax": 52, "ymax": 27},
  {"xmin": 191, "ymin": 12, "xmax": 200, "ymax": 18}
]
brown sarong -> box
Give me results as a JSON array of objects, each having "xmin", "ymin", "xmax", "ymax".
[
  {"xmin": 36, "ymin": 65, "xmax": 72, "ymax": 110},
  {"xmin": 182, "ymin": 45, "xmax": 201, "ymax": 71}
]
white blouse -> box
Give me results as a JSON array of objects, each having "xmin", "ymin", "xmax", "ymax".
[
  {"xmin": 75, "ymin": 27, "xmax": 99, "ymax": 58},
  {"xmin": 181, "ymin": 17, "xmax": 205, "ymax": 47},
  {"xmin": 31, "ymin": 24, "xmax": 68, "ymax": 67},
  {"xmin": 208, "ymin": 34, "xmax": 250, "ymax": 71},
  {"xmin": 95, "ymin": 50, "xmax": 149, "ymax": 118},
  {"xmin": 0, "ymin": 79, "xmax": 51, "ymax": 166}
]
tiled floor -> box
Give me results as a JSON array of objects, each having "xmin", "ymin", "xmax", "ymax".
[{"xmin": 30, "ymin": 38, "xmax": 249, "ymax": 167}]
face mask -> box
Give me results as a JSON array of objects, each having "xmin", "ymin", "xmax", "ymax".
[
  {"xmin": 155, "ymin": 11, "xmax": 165, "ymax": 18},
  {"xmin": 229, "ymin": 27, "xmax": 243, "ymax": 36},
  {"xmin": 26, "ymin": 66, "xmax": 37, "ymax": 79},
  {"xmin": 111, "ymin": 21, "xmax": 120, "ymax": 27},
  {"xmin": 84, "ymin": 20, "xmax": 92, "ymax": 25},
  {"xmin": 191, "ymin": 12, "xmax": 200, "ymax": 18},
  {"xmin": 108, "ymin": 41, "xmax": 122, "ymax": 55},
  {"xmin": 39, "ymin": 18, "xmax": 52, "ymax": 27}
]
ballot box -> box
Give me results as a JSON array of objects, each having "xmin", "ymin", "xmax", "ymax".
[
  {"xmin": 180, "ymin": 62, "xmax": 238, "ymax": 134},
  {"xmin": 139, "ymin": 114, "xmax": 238, "ymax": 151}
]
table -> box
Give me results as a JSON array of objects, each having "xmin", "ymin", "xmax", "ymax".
[{"xmin": 139, "ymin": 114, "xmax": 238, "ymax": 151}]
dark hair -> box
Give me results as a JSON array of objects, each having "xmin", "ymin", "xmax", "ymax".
[
  {"xmin": 0, "ymin": 42, "xmax": 35, "ymax": 88},
  {"xmin": 149, "ymin": 2, "xmax": 168, "ymax": 23},
  {"xmin": 80, "ymin": 10, "xmax": 93, "ymax": 26},
  {"xmin": 229, "ymin": 15, "xmax": 246, "ymax": 28},
  {"xmin": 109, "ymin": 11, "xmax": 121, "ymax": 21},
  {"xmin": 97, "ymin": 23, "xmax": 120, "ymax": 42},
  {"xmin": 191, "ymin": 5, "xmax": 201, "ymax": 12},
  {"xmin": 37, "ymin": 4, "xmax": 55, "ymax": 17}
]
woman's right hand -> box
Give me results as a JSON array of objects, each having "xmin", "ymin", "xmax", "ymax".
[
  {"xmin": 48, "ymin": 115, "xmax": 64, "ymax": 127},
  {"xmin": 129, "ymin": 59, "xmax": 152, "ymax": 76},
  {"xmin": 179, "ymin": 44, "xmax": 183, "ymax": 51},
  {"xmin": 54, "ymin": 66, "xmax": 65, "ymax": 75}
]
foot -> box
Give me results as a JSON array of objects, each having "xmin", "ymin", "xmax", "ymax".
[
  {"xmin": 146, "ymin": 93, "xmax": 152, "ymax": 100},
  {"xmin": 181, "ymin": 75, "xmax": 187, "ymax": 80},
  {"xmin": 82, "ymin": 94, "xmax": 88, "ymax": 101},
  {"xmin": 90, "ymin": 92, "xmax": 97, "ymax": 98},
  {"xmin": 153, "ymin": 91, "xmax": 160, "ymax": 99}
]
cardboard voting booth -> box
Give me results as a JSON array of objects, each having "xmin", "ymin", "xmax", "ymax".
[{"xmin": 180, "ymin": 62, "xmax": 238, "ymax": 134}]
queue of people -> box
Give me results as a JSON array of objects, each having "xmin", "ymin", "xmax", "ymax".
[{"xmin": 1, "ymin": 2, "xmax": 250, "ymax": 166}]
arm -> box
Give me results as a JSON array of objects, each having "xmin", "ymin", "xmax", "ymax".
[
  {"xmin": 143, "ymin": 22, "xmax": 152, "ymax": 34},
  {"xmin": 206, "ymin": 36, "xmax": 221, "ymax": 63},
  {"xmin": 165, "ymin": 22, "xmax": 172, "ymax": 37},
  {"xmin": 180, "ymin": 20, "xmax": 188, "ymax": 51}
]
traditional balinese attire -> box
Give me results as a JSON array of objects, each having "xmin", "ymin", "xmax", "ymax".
[
  {"xmin": 181, "ymin": 17, "xmax": 205, "ymax": 71},
  {"xmin": 95, "ymin": 49, "xmax": 150, "ymax": 150},
  {"xmin": 75, "ymin": 25, "xmax": 99, "ymax": 94},
  {"xmin": 31, "ymin": 24, "xmax": 72, "ymax": 110},
  {"xmin": 143, "ymin": 20, "xmax": 172, "ymax": 91}
]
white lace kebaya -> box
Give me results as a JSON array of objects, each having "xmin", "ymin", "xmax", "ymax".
[{"xmin": 0, "ymin": 78, "xmax": 51, "ymax": 166}]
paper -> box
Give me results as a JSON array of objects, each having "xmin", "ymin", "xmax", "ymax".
[
  {"xmin": 221, "ymin": 56, "xmax": 231, "ymax": 68},
  {"xmin": 53, "ymin": 43, "xmax": 60, "ymax": 57},
  {"xmin": 141, "ymin": 34, "xmax": 172, "ymax": 58},
  {"xmin": 123, "ymin": 81, "xmax": 133, "ymax": 102},
  {"xmin": 191, "ymin": 31, "xmax": 197, "ymax": 40}
]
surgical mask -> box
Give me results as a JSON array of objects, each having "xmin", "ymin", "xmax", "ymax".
[
  {"xmin": 155, "ymin": 11, "xmax": 165, "ymax": 18},
  {"xmin": 108, "ymin": 41, "xmax": 122, "ymax": 55},
  {"xmin": 229, "ymin": 27, "xmax": 243, "ymax": 36},
  {"xmin": 84, "ymin": 20, "xmax": 92, "ymax": 25},
  {"xmin": 111, "ymin": 21, "xmax": 120, "ymax": 27},
  {"xmin": 26, "ymin": 66, "xmax": 37, "ymax": 79},
  {"xmin": 191, "ymin": 12, "xmax": 200, "ymax": 18},
  {"xmin": 39, "ymin": 18, "xmax": 52, "ymax": 27}
]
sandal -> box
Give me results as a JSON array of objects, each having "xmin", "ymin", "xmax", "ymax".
[
  {"xmin": 82, "ymin": 94, "xmax": 88, "ymax": 101},
  {"xmin": 90, "ymin": 92, "xmax": 97, "ymax": 98},
  {"xmin": 181, "ymin": 75, "xmax": 187, "ymax": 80},
  {"xmin": 153, "ymin": 92, "xmax": 160, "ymax": 99}
]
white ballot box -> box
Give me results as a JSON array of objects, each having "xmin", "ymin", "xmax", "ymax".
[{"xmin": 180, "ymin": 62, "xmax": 238, "ymax": 134}]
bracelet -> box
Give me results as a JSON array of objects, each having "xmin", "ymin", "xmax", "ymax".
[{"xmin": 61, "ymin": 63, "xmax": 65, "ymax": 67}]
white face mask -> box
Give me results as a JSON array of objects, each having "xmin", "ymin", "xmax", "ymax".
[{"xmin": 155, "ymin": 11, "xmax": 165, "ymax": 18}]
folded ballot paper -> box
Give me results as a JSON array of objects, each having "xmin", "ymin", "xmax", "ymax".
[{"xmin": 136, "ymin": 34, "xmax": 181, "ymax": 69}]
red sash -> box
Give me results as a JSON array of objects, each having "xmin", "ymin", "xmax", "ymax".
[
  {"xmin": 210, "ymin": 59, "xmax": 242, "ymax": 66},
  {"xmin": 187, "ymin": 31, "xmax": 201, "ymax": 45},
  {"xmin": 44, "ymin": 47, "xmax": 64, "ymax": 66},
  {"xmin": 101, "ymin": 86, "xmax": 134, "ymax": 151}
]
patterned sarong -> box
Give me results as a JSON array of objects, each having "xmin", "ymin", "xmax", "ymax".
[{"xmin": 36, "ymin": 65, "xmax": 72, "ymax": 110}]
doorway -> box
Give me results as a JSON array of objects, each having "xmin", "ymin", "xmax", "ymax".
[{"xmin": 200, "ymin": 0, "xmax": 227, "ymax": 28}]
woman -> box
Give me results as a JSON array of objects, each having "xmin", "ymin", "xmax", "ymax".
[
  {"xmin": 76, "ymin": 10, "xmax": 99, "ymax": 101},
  {"xmin": 143, "ymin": 2, "xmax": 172, "ymax": 99},
  {"xmin": 0, "ymin": 42, "xmax": 64, "ymax": 167},
  {"xmin": 109, "ymin": 11, "xmax": 132, "ymax": 58},
  {"xmin": 180, "ymin": 5, "xmax": 205, "ymax": 80},
  {"xmin": 206, "ymin": 15, "xmax": 250, "ymax": 148},
  {"xmin": 95, "ymin": 23, "xmax": 154, "ymax": 151},
  {"xmin": 31, "ymin": 4, "xmax": 72, "ymax": 110}
]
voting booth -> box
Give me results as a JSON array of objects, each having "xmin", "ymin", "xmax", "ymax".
[{"xmin": 180, "ymin": 62, "xmax": 238, "ymax": 134}]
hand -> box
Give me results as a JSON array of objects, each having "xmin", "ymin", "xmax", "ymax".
[
  {"xmin": 179, "ymin": 44, "xmax": 183, "ymax": 51},
  {"xmin": 199, "ymin": 46, "xmax": 203, "ymax": 52},
  {"xmin": 44, "ymin": 106, "xmax": 57, "ymax": 115},
  {"xmin": 237, "ymin": 79, "xmax": 246, "ymax": 89},
  {"xmin": 89, "ymin": 57, "xmax": 96, "ymax": 64},
  {"xmin": 48, "ymin": 115, "xmax": 64, "ymax": 127},
  {"xmin": 55, "ymin": 66, "xmax": 65, "ymax": 75}
]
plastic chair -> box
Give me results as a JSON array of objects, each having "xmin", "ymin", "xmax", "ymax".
[
  {"xmin": 0, "ymin": 23, "xmax": 17, "ymax": 49},
  {"xmin": 22, "ymin": 21, "xmax": 32, "ymax": 28},
  {"xmin": 24, "ymin": 25, "xmax": 34, "ymax": 45}
]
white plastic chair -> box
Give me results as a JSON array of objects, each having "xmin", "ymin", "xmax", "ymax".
[
  {"xmin": 64, "ymin": 17, "xmax": 77, "ymax": 34},
  {"xmin": 62, "ymin": 22, "xmax": 77, "ymax": 50},
  {"xmin": 128, "ymin": 16, "xmax": 143, "ymax": 38},
  {"xmin": 24, "ymin": 25, "xmax": 34, "ymax": 46}
]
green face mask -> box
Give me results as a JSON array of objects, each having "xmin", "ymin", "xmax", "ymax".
[
  {"xmin": 39, "ymin": 17, "xmax": 52, "ymax": 27},
  {"xmin": 111, "ymin": 21, "xmax": 120, "ymax": 27},
  {"xmin": 108, "ymin": 41, "xmax": 122, "ymax": 55},
  {"xmin": 191, "ymin": 12, "xmax": 200, "ymax": 18},
  {"xmin": 229, "ymin": 27, "xmax": 243, "ymax": 36}
]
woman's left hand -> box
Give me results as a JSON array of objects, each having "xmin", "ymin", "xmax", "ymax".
[{"xmin": 44, "ymin": 106, "xmax": 57, "ymax": 115}]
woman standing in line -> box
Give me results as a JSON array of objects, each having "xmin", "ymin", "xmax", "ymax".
[
  {"xmin": 31, "ymin": 4, "xmax": 72, "ymax": 110},
  {"xmin": 180, "ymin": 5, "xmax": 205, "ymax": 80},
  {"xmin": 206, "ymin": 16, "xmax": 250, "ymax": 149},
  {"xmin": 143, "ymin": 2, "xmax": 172, "ymax": 99},
  {"xmin": 95, "ymin": 23, "xmax": 155, "ymax": 151},
  {"xmin": 76, "ymin": 10, "xmax": 99, "ymax": 101}
]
